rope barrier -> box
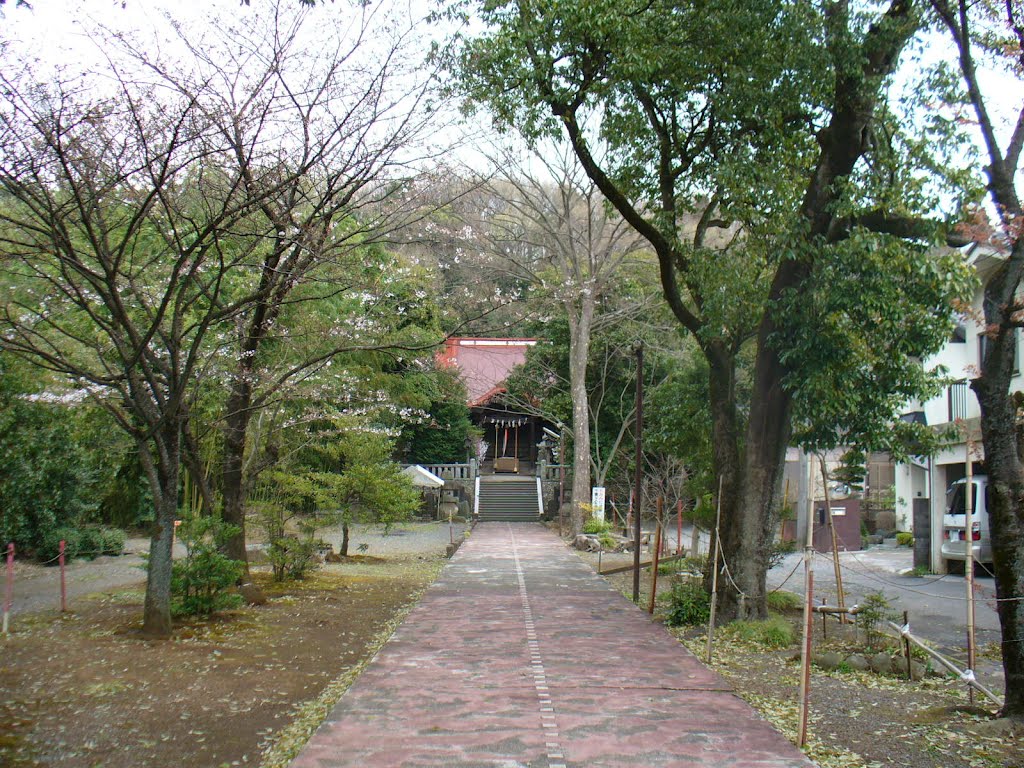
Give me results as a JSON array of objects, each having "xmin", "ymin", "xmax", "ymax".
[
  {"xmin": 769, "ymin": 558, "xmax": 803, "ymax": 594},
  {"xmin": 807, "ymin": 549, "xmax": 1021, "ymax": 603}
]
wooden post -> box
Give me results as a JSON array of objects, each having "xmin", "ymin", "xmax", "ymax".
[
  {"xmin": 903, "ymin": 610, "xmax": 912, "ymax": 680},
  {"xmin": 649, "ymin": 502, "xmax": 663, "ymax": 615},
  {"xmin": 781, "ymin": 479, "xmax": 790, "ymax": 542},
  {"xmin": 820, "ymin": 457, "xmax": 847, "ymax": 621},
  {"xmin": 3, "ymin": 542, "xmax": 13, "ymax": 635},
  {"xmin": 798, "ymin": 571, "xmax": 814, "ymax": 748},
  {"xmin": 632, "ymin": 342, "xmax": 644, "ymax": 604},
  {"xmin": 797, "ymin": 454, "xmax": 816, "ymax": 748},
  {"xmin": 59, "ymin": 540, "xmax": 67, "ymax": 612},
  {"xmin": 964, "ymin": 437, "xmax": 977, "ymax": 705},
  {"xmin": 705, "ymin": 477, "xmax": 723, "ymax": 663},
  {"xmin": 676, "ymin": 499, "xmax": 683, "ymax": 556}
]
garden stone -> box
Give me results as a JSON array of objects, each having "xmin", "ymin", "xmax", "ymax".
[
  {"xmin": 238, "ymin": 582, "xmax": 267, "ymax": 606},
  {"xmin": 816, "ymin": 652, "xmax": 843, "ymax": 671},
  {"xmin": 870, "ymin": 652, "xmax": 893, "ymax": 675},
  {"xmin": 910, "ymin": 660, "xmax": 927, "ymax": 681},
  {"xmin": 847, "ymin": 654, "xmax": 870, "ymax": 672}
]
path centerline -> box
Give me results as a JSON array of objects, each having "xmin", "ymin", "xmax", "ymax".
[
  {"xmin": 510, "ymin": 523, "xmax": 566, "ymax": 768},
  {"xmin": 289, "ymin": 522, "xmax": 813, "ymax": 767}
]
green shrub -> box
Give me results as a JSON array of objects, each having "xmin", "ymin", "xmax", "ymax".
[
  {"xmin": 267, "ymin": 535, "xmax": 320, "ymax": 581},
  {"xmin": 583, "ymin": 518, "xmax": 612, "ymax": 535},
  {"xmin": 78, "ymin": 527, "xmax": 105, "ymax": 560},
  {"xmin": 170, "ymin": 515, "xmax": 244, "ymax": 618},
  {"xmin": 256, "ymin": 503, "xmax": 332, "ymax": 582},
  {"xmin": 598, "ymin": 533, "xmax": 617, "ymax": 550},
  {"xmin": 679, "ymin": 555, "xmax": 707, "ymax": 575},
  {"xmin": 662, "ymin": 580, "xmax": 711, "ymax": 627},
  {"xmin": 766, "ymin": 590, "xmax": 802, "ymax": 613},
  {"xmin": 36, "ymin": 526, "xmax": 82, "ymax": 563},
  {"xmin": 895, "ymin": 532, "xmax": 914, "ymax": 547},
  {"xmin": 726, "ymin": 616, "xmax": 795, "ymax": 648},
  {"xmin": 99, "ymin": 527, "xmax": 127, "ymax": 555},
  {"xmin": 856, "ymin": 591, "xmax": 894, "ymax": 649}
]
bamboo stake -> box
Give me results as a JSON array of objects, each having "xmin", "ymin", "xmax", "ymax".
[
  {"xmin": 781, "ymin": 479, "xmax": 790, "ymax": 542},
  {"xmin": 820, "ymin": 457, "xmax": 847, "ymax": 622},
  {"xmin": 648, "ymin": 513, "xmax": 662, "ymax": 615},
  {"xmin": 798, "ymin": 572, "xmax": 814, "ymax": 748},
  {"xmin": 886, "ymin": 620, "xmax": 1002, "ymax": 707},
  {"xmin": 964, "ymin": 436, "xmax": 977, "ymax": 706},
  {"xmin": 705, "ymin": 477, "xmax": 723, "ymax": 663},
  {"xmin": 676, "ymin": 499, "xmax": 683, "ymax": 555},
  {"xmin": 797, "ymin": 453, "xmax": 816, "ymax": 747}
]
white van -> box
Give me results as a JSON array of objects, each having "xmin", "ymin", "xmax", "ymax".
[{"xmin": 941, "ymin": 475, "xmax": 994, "ymax": 572}]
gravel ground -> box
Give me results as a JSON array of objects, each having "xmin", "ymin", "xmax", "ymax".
[
  {"xmin": 316, "ymin": 520, "xmax": 472, "ymax": 557},
  {"xmin": 4, "ymin": 521, "xmax": 468, "ymax": 621}
]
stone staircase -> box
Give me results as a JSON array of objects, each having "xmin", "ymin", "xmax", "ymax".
[{"xmin": 477, "ymin": 476, "xmax": 541, "ymax": 522}]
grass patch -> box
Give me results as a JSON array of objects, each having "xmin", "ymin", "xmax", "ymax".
[
  {"xmin": 766, "ymin": 590, "xmax": 802, "ymax": 613},
  {"xmin": 724, "ymin": 615, "xmax": 795, "ymax": 649}
]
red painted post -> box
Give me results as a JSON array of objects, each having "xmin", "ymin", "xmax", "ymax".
[
  {"xmin": 3, "ymin": 542, "xmax": 13, "ymax": 634},
  {"xmin": 59, "ymin": 539, "xmax": 67, "ymax": 612}
]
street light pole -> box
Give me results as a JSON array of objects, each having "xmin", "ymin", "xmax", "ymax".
[{"xmin": 632, "ymin": 341, "xmax": 644, "ymax": 604}]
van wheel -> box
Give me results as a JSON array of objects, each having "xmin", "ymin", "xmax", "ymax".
[{"xmin": 944, "ymin": 559, "xmax": 965, "ymax": 575}]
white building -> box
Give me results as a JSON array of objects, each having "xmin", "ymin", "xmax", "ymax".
[{"xmin": 894, "ymin": 244, "xmax": 1017, "ymax": 571}]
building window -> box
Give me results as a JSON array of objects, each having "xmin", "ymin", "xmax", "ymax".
[
  {"xmin": 948, "ymin": 380, "xmax": 970, "ymax": 422},
  {"xmin": 978, "ymin": 330, "xmax": 1019, "ymax": 374}
]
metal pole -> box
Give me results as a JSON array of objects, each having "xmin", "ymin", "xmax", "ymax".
[
  {"xmin": 964, "ymin": 436, "xmax": 977, "ymax": 705},
  {"xmin": 59, "ymin": 540, "xmax": 67, "ymax": 612},
  {"xmin": 632, "ymin": 342, "xmax": 644, "ymax": 604},
  {"xmin": 649, "ymin": 500, "xmax": 663, "ymax": 615}
]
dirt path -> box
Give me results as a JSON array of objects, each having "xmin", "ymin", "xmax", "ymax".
[{"xmin": 0, "ymin": 523, "xmax": 458, "ymax": 768}]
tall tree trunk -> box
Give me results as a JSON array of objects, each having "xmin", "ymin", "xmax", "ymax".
[
  {"xmin": 140, "ymin": 423, "xmax": 181, "ymax": 638},
  {"xmin": 972, "ymin": 240, "xmax": 1024, "ymax": 718},
  {"xmin": 221, "ymin": 379, "xmax": 253, "ymax": 574},
  {"xmin": 341, "ymin": 520, "xmax": 351, "ymax": 557},
  {"xmin": 705, "ymin": 340, "xmax": 782, "ymax": 622},
  {"xmin": 567, "ymin": 298, "xmax": 595, "ymax": 535},
  {"xmin": 724, "ymin": 321, "xmax": 795, "ymax": 621}
]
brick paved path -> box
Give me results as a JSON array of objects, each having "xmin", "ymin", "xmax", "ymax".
[{"xmin": 289, "ymin": 523, "xmax": 813, "ymax": 767}]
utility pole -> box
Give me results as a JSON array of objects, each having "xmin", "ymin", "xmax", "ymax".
[{"xmin": 632, "ymin": 341, "xmax": 644, "ymax": 604}]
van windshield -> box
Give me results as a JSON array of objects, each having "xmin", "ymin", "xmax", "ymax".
[{"xmin": 946, "ymin": 483, "xmax": 977, "ymax": 516}]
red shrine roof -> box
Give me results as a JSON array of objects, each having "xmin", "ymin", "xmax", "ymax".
[{"xmin": 438, "ymin": 337, "xmax": 537, "ymax": 407}]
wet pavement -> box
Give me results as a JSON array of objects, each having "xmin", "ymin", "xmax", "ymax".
[{"xmin": 289, "ymin": 523, "xmax": 812, "ymax": 768}]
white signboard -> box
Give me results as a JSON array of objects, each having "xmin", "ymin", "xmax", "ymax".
[{"xmin": 591, "ymin": 486, "xmax": 606, "ymax": 521}]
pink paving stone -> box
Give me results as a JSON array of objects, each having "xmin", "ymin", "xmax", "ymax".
[{"xmin": 288, "ymin": 523, "xmax": 813, "ymax": 768}]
